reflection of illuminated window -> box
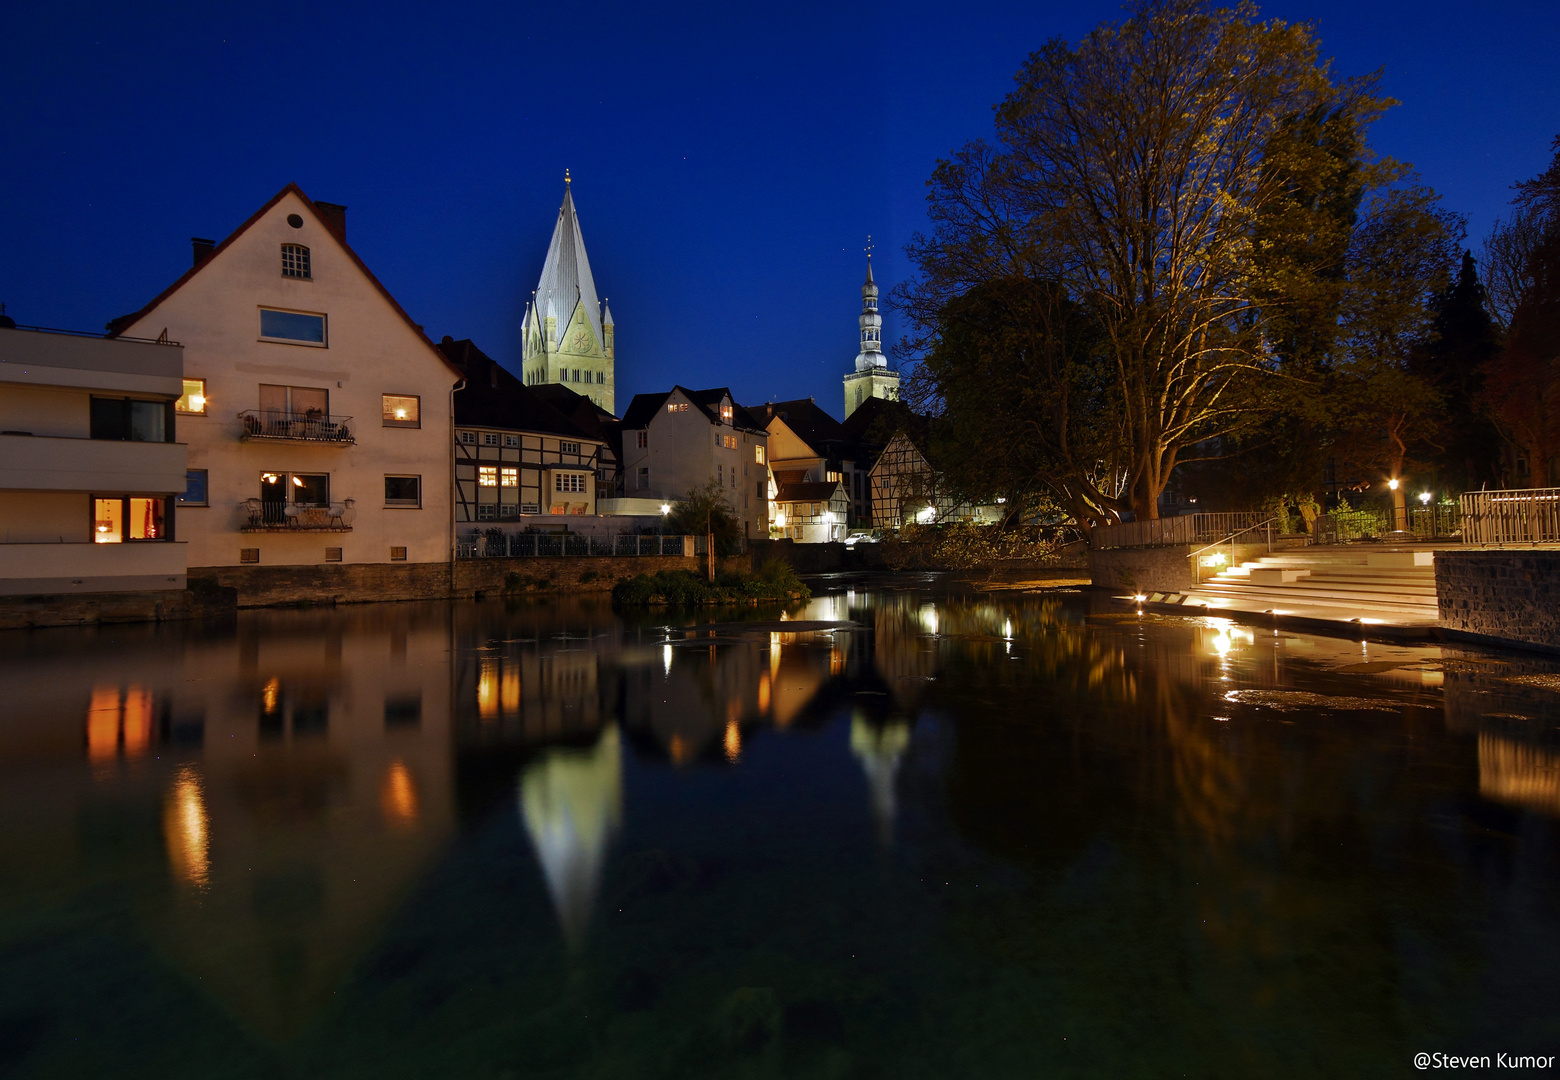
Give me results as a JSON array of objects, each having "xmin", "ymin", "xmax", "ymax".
[
  {"xmin": 477, "ymin": 658, "xmax": 521, "ymax": 719},
  {"xmin": 85, "ymin": 684, "xmax": 154, "ymax": 760},
  {"xmin": 163, "ymin": 766, "xmax": 210, "ymax": 888},
  {"xmin": 380, "ymin": 761, "xmax": 420, "ymax": 828}
]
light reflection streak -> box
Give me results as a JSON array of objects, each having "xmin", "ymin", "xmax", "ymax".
[
  {"xmin": 724, "ymin": 720, "xmax": 741, "ymax": 762},
  {"xmin": 380, "ymin": 760, "xmax": 419, "ymax": 829},
  {"xmin": 162, "ymin": 765, "xmax": 210, "ymax": 890}
]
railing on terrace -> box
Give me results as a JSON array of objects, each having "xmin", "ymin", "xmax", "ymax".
[
  {"xmin": 1091, "ymin": 511, "xmax": 1272, "ymax": 549},
  {"xmin": 457, "ymin": 533, "xmax": 693, "ymax": 558},
  {"xmin": 9, "ymin": 324, "xmax": 181, "ymax": 346},
  {"xmin": 239, "ymin": 499, "xmax": 355, "ymax": 531},
  {"xmin": 1312, "ymin": 504, "xmax": 1463, "ymax": 543},
  {"xmin": 1461, "ymin": 488, "xmax": 1560, "ymax": 544},
  {"xmin": 238, "ymin": 410, "xmax": 355, "ymax": 444}
]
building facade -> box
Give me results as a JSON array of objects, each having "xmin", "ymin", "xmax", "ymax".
[
  {"xmin": 842, "ymin": 258, "xmax": 899, "ymax": 419},
  {"xmin": 520, "ymin": 175, "xmax": 616, "ymax": 414},
  {"xmin": 0, "ymin": 324, "xmax": 188, "ymax": 594},
  {"xmin": 756, "ymin": 397, "xmax": 874, "ymax": 532},
  {"xmin": 616, "ymin": 387, "xmax": 769, "ymax": 538},
  {"xmin": 108, "ymin": 184, "xmax": 459, "ymax": 574}
]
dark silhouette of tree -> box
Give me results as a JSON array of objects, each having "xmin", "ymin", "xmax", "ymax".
[{"xmin": 1414, "ymin": 252, "xmax": 1501, "ymax": 491}]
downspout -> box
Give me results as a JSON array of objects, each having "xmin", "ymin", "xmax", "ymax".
[{"xmin": 449, "ymin": 378, "xmax": 466, "ymax": 596}]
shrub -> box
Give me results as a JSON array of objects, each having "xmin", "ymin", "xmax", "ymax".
[{"xmin": 611, "ymin": 567, "xmax": 811, "ymax": 608}]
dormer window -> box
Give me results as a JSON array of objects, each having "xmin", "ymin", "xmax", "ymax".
[
  {"xmin": 282, "ymin": 244, "xmax": 311, "ymax": 279},
  {"xmin": 720, "ymin": 404, "xmax": 734, "ymax": 423}
]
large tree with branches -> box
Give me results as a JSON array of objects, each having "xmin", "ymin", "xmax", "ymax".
[{"xmin": 898, "ymin": 0, "xmax": 1449, "ymax": 526}]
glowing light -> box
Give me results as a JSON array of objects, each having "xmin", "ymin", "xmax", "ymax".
[
  {"xmin": 1133, "ymin": 594, "xmax": 1147, "ymax": 603},
  {"xmin": 1387, "ymin": 478, "xmax": 1399, "ymax": 491},
  {"xmin": 478, "ymin": 658, "xmax": 500, "ymax": 719},
  {"xmin": 262, "ymin": 677, "xmax": 280, "ymax": 713},
  {"xmin": 394, "ymin": 407, "xmax": 408, "ymax": 419},
  {"xmin": 188, "ymin": 394, "xmax": 206, "ymax": 411},
  {"xmin": 262, "ymin": 473, "xmax": 278, "ymax": 484},
  {"xmin": 662, "ymin": 643, "xmax": 673, "ymax": 675},
  {"xmin": 915, "ymin": 506, "xmax": 936, "ymax": 524},
  {"xmin": 919, "ymin": 605, "xmax": 938, "ymax": 635},
  {"xmin": 292, "ymin": 475, "xmax": 305, "ymax": 487},
  {"xmin": 724, "ymin": 721, "xmax": 741, "ymax": 763},
  {"xmin": 660, "ymin": 504, "xmax": 671, "ymax": 515},
  {"xmin": 163, "ymin": 766, "xmax": 210, "ymax": 889},
  {"xmin": 758, "ymin": 671, "xmax": 771, "ymax": 712},
  {"xmin": 669, "ymin": 734, "xmax": 690, "ymax": 766},
  {"xmin": 121, "ymin": 686, "xmax": 152, "ymax": 757},
  {"xmin": 380, "ymin": 760, "xmax": 419, "ymax": 829},
  {"xmin": 87, "ymin": 686, "xmax": 120, "ymax": 762},
  {"xmin": 1419, "ymin": 491, "xmax": 1433, "ymax": 505},
  {"xmin": 502, "ymin": 665, "xmax": 520, "ymax": 712},
  {"xmin": 1212, "ymin": 631, "xmax": 1232, "ymax": 657},
  {"xmin": 1002, "ymin": 619, "xmax": 1013, "ymax": 639}
]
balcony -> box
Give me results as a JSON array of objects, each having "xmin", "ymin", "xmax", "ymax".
[
  {"xmin": 238, "ymin": 410, "xmax": 355, "ymax": 445},
  {"xmin": 0, "ymin": 540, "xmax": 188, "ymax": 595},
  {"xmin": 0, "ymin": 433, "xmax": 187, "ymax": 493},
  {"xmin": 238, "ymin": 499, "xmax": 356, "ymax": 532}
]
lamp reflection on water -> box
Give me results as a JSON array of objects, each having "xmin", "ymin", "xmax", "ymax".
[
  {"xmin": 380, "ymin": 760, "xmax": 419, "ymax": 829},
  {"xmin": 162, "ymin": 766, "xmax": 210, "ymax": 890},
  {"xmin": 724, "ymin": 720, "xmax": 741, "ymax": 762}
]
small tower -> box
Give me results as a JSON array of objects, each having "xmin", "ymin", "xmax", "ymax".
[
  {"xmin": 843, "ymin": 250, "xmax": 899, "ymax": 418},
  {"xmin": 520, "ymin": 171, "xmax": 616, "ymax": 413}
]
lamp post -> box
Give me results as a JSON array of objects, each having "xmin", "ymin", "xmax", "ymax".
[{"xmin": 1387, "ymin": 477, "xmax": 1406, "ymax": 533}]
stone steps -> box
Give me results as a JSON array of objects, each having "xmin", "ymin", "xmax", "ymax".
[{"xmin": 1181, "ymin": 547, "xmax": 1439, "ymax": 624}]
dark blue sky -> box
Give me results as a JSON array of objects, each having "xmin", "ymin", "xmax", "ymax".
[{"xmin": 3, "ymin": 1, "xmax": 1556, "ymax": 415}]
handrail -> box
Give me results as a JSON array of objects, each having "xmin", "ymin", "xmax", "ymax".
[
  {"xmin": 1188, "ymin": 517, "xmax": 1278, "ymax": 584},
  {"xmin": 5, "ymin": 324, "xmax": 181, "ymax": 346}
]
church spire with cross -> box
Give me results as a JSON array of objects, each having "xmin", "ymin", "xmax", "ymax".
[
  {"xmin": 520, "ymin": 171, "xmax": 617, "ymax": 413},
  {"xmin": 843, "ymin": 237, "xmax": 899, "ymax": 418}
]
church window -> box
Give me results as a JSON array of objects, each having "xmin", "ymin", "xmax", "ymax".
[
  {"xmin": 596, "ymin": 371, "xmax": 605, "ymax": 384},
  {"xmin": 866, "ymin": 297, "xmax": 876, "ymax": 310},
  {"xmin": 281, "ymin": 244, "xmax": 311, "ymax": 279}
]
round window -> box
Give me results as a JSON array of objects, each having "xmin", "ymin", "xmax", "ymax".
[{"xmin": 287, "ymin": 214, "xmax": 304, "ymax": 228}]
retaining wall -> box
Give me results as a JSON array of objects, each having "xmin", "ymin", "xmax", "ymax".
[
  {"xmin": 1088, "ymin": 542, "xmax": 1272, "ymax": 594},
  {"xmin": 0, "ymin": 584, "xmax": 235, "ymax": 631},
  {"xmin": 1435, "ymin": 549, "xmax": 1560, "ymax": 652}
]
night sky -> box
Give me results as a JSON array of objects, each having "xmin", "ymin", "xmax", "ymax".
[{"xmin": 3, "ymin": 1, "xmax": 1556, "ymax": 415}]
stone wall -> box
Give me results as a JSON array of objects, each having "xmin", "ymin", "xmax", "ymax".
[
  {"xmin": 1088, "ymin": 542, "xmax": 1272, "ymax": 594},
  {"xmin": 1436, "ymin": 549, "xmax": 1560, "ymax": 652},
  {"xmin": 0, "ymin": 583, "xmax": 235, "ymax": 631}
]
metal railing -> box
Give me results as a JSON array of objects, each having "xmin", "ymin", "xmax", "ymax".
[
  {"xmin": 239, "ymin": 499, "xmax": 355, "ymax": 531},
  {"xmin": 9, "ymin": 323, "xmax": 181, "ymax": 346},
  {"xmin": 457, "ymin": 533, "xmax": 693, "ymax": 558},
  {"xmin": 1188, "ymin": 517, "xmax": 1278, "ymax": 584},
  {"xmin": 1460, "ymin": 488, "xmax": 1560, "ymax": 544},
  {"xmin": 1092, "ymin": 511, "xmax": 1273, "ymax": 549},
  {"xmin": 238, "ymin": 410, "xmax": 355, "ymax": 444}
]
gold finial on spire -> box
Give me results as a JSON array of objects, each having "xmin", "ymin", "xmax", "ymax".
[
  {"xmin": 565, "ymin": 168, "xmax": 571, "ymax": 185},
  {"xmin": 864, "ymin": 234, "xmax": 874, "ymax": 258}
]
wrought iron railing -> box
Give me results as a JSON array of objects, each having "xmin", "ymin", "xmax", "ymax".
[
  {"xmin": 239, "ymin": 499, "xmax": 355, "ymax": 531},
  {"xmin": 456, "ymin": 533, "xmax": 693, "ymax": 558},
  {"xmin": 1092, "ymin": 511, "xmax": 1273, "ymax": 549},
  {"xmin": 1460, "ymin": 488, "xmax": 1560, "ymax": 544},
  {"xmin": 238, "ymin": 410, "xmax": 355, "ymax": 444}
]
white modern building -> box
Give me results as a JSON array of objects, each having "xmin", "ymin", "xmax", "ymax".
[
  {"xmin": 0, "ymin": 323, "xmax": 188, "ymax": 594},
  {"xmin": 106, "ymin": 184, "xmax": 459, "ymax": 581}
]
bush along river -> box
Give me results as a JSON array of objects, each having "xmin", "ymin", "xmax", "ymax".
[{"xmin": 0, "ymin": 579, "xmax": 1557, "ymax": 1077}]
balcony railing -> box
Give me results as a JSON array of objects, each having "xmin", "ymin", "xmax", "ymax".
[
  {"xmin": 1461, "ymin": 488, "xmax": 1560, "ymax": 544},
  {"xmin": 238, "ymin": 410, "xmax": 355, "ymax": 445},
  {"xmin": 457, "ymin": 532, "xmax": 693, "ymax": 558},
  {"xmin": 239, "ymin": 499, "xmax": 355, "ymax": 532}
]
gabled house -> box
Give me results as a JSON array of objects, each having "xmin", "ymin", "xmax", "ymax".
[
  {"xmin": 753, "ymin": 397, "xmax": 872, "ymax": 530},
  {"xmin": 771, "ymin": 479, "xmax": 850, "ymax": 542},
  {"xmin": 437, "ymin": 337, "xmax": 608, "ymax": 524},
  {"xmin": 107, "ymin": 184, "xmax": 460, "ymax": 589},
  {"xmin": 615, "ymin": 386, "xmax": 769, "ymax": 539},
  {"xmin": 869, "ymin": 430, "xmax": 1003, "ymax": 529}
]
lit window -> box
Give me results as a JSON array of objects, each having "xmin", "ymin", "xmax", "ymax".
[
  {"xmin": 281, "ymin": 244, "xmax": 311, "ymax": 279},
  {"xmin": 667, "ymin": 402, "xmax": 688, "ymax": 413},
  {"xmin": 93, "ymin": 497, "xmax": 123, "ymax": 543},
  {"xmin": 385, "ymin": 476, "xmax": 421, "ymax": 507},
  {"xmin": 94, "ymin": 496, "xmax": 168, "ymax": 542},
  {"xmin": 725, "ymin": 435, "xmax": 737, "ymax": 449},
  {"xmin": 178, "ymin": 469, "xmax": 208, "ymax": 506},
  {"xmin": 382, "ymin": 394, "xmax": 420, "ymax": 427},
  {"xmin": 554, "ymin": 473, "xmax": 586, "ymax": 493},
  {"xmin": 501, "ymin": 467, "xmax": 518, "ymax": 487},
  {"xmin": 479, "ymin": 466, "xmax": 498, "ymax": 487},
  {"xmin": 176, "ymin": 378, "xmax": 207, "ymax": 415},
  {"xmin": 484, "ymin": 433, "xmax": 499, "ymax": 446},
  {"xmin": 720, "ymin": 404, "xmax": 733, "ymax": 422},
  {"xmin": 561, "ymin": 441, "xmax": 580, "ymax": 455},
  {"xmin": 755, "ymin": 445, "xmax": 765, "ymax": 464},
  {"xmin": 259, "ymin": 309, "xmax": 326, "ymax": 345}
]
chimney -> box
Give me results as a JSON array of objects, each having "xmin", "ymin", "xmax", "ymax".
[
  {"xmin": 191, "ymin": 237, "xmax": 215, "ymax": 266},
  {"xmin": 314, "ymin": 201, "xmax": 348, "ymax": 239}
]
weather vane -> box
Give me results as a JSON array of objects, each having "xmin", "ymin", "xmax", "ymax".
[
  {"xmin": 865, "ymin": 234, "xmax": 874, "ymax": 258},
  {"xmin": 565, "ymin": 168, "xmax": 571, "ymax": 185}
]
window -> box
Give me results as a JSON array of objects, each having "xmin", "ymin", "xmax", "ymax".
[
  {"xmin": 596, "ymin": 371, "xmax": 605, "ymax": 384},
  {"xmin": 755, "ymin": 445, "xmax": 765, "ymax": 464},
  {"xmin": 259, "ymin": 308, "xmax": 326, "ymax": 345},
  {"xmin": 90, "ymin": 397, "xmax": 170, "ymax": 442},
  {"xmin": 460, "ymin": 431, "xmax": 476, "ymax": 444},
  {"xmin": 554, "ymin": 473, "xmax": 586, "ymax": 493},
  {"xmin": 717, "ymin": 464, "xmax": 723, "ymax": 486},
  {"xmin": 261, "ymin": 471, "xmax": 329, "ymax": 507},
  {"xmin": 477, "ymin": 432, "xmax": 495, "ymax": 446},
  {"xmin": 382, "ymin": 394, "xmax": 420, "ymax": 428},
  {"xmin": 522, "ymin": 503, "xmax": 540, "ymax": 515},
  {"xmin": 93, "ymin": 496, "xmax": 168, "ymax": 543},
  {"xmin": 637, "ymin": 431, "xmax": 648, "ymax": 448},
  {"xmin": 325, "ymin": 547, "xmax": 342, "ymax": 562},
  {"xmin": 637, "ymin": 467, "xmax": 648, "ymax": 489},
  {"xmin": 178, "ymin": 470, "xmax": 209, "ymax": 507},
  {"xmin": 241, "ymin": 548, "xmax": 260, "ymax": 563},
  {"xmin": 725, "ymin": 435, "xmax": 737, "ymax": 449},
  {"xmin": 504, "ymin": 434, "xmax": 519, "ymax": 448},
  {"xmin": 500, "ymin": 503, "xmax": 517, "ymax": 517},
  {"xmin": 667, "ymin": 402, "xmax": 688, "ymax": 413},
  {"xmin": 572, "ymin": 369, "xmax": 580, "ymax": 382},
  {"xmin": 478, "ymin": 466, "xmax": 498, "ymax": 487},
  {"xmin": 385, "ymin": 476, "xmax": 421, "ymax": 507},
  {"xmin": 259, "ymin": 384, "xmax": 328, "ymax": 420},
  {"xmin": 561, "ymin": 441, "xmax": 580, "ymax": 455},
  {"xmin": 176, "ymin": 378, "xmax": 207, "ymax": 415},
  {"xmin": 477, "ymin": 504, "xmax": 496, "ymax": 520},
  {"xmin": 720, "ymin": 404, "xmax": 734, "ymax": 423},
  {"xmin": 827, "ymin": 471, "xmax": 842, "ymax": 482},
  {"xmin": 281, "ymin": 244, "xmax": 311, "ymax": 279},
  {"xmin": 390, "ymin": 546, "xmax": 408, "ymax": 561},
  {"xmin": 500, "ymin": 467, "xmax": 518, "ymax": 487}
]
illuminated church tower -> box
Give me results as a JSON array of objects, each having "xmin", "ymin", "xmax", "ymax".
[
  {"xmin": 520, "ymin": 172, "xmax": 616, "ymax": 413},
  {"xmin": 842, "ymin": 251, "xmax": 898, "ymax": 418}
]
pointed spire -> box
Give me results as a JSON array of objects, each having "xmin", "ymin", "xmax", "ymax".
[
  {"xmin": 532, "ymin": 177, "xmax": 602, "ymax": 351},
  {"xmin": 602, "ymin": 299, "xmax": 614, "ymax": 327}
]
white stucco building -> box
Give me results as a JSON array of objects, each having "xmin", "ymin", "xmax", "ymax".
[
  {"xmin": 107, "ymin": 184, "xmax": 459, "ymax": 577},
  {"xmin": 520, "ymin": 174, "xmax": 617, "ymax": 414},
  {"xmin": 0, "ymin": 323, "xmax": 188, "ymax": 594}
]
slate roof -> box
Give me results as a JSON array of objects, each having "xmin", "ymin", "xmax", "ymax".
[
  {"xmin": 840, "ymin": 395, "xmax": 915, "ymax": 447},
  {"xmin": 620, "ymin": 386, "xmax": 766, "ymax": 434},
  {"xmin": 438, "ymin": 337, "xmax": 601, "ymax": 440},
  {"xmin": 776, "ymin": 480, "xmax": 845, "ymax": 503},
  {"xmin": 528, "ymin": 182, "xmax": 602, "ymax": 350},
  {"xmin": 105, "ymin": 182, "xmax": 463, "ymax": 380},
  {"xmin": 754, "ymin": 398, "xmax": 852, "ymax": 457}
]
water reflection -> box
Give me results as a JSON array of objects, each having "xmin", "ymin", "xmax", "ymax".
[{"xmin": 162, "ymin": 765, "xmax": 210, "ymax": 889}]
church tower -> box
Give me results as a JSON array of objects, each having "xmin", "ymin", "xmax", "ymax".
[
  {"xmin": 842, "ymin": 254, "xmax": 899, "ymax": 418},
  {"xmin": 521, "ymin": 172, "xmax": 616, "ymax": 414}
]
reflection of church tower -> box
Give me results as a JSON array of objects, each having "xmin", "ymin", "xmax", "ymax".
[
  {"xmin": 518, "ymin": 724, "xmax": 623, "ymax": 949},
  {"xmin": 842, "ymin": 252, "xmax": 899, "ymax": 418},
  {"xmin": 520, "ymin": 172, "xmax": 617, "ymax": 413},
  {"xmin": 850, "ymin": 712, "xmax": 911, "ymax": 844}
]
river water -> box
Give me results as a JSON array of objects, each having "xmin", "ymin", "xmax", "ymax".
[{"xmin": 1, "ymin": 580, "xmax": 1557, "ymax": 1077}]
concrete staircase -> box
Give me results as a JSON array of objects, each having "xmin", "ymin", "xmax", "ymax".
[{"xmin": 1174, "ymin": 546, "xmax": 1440, "ymax": 625}]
